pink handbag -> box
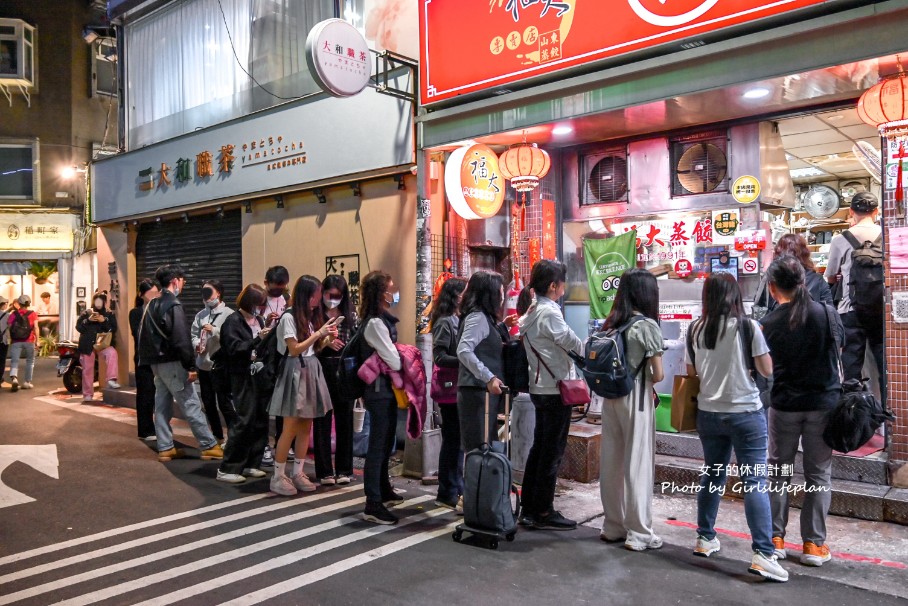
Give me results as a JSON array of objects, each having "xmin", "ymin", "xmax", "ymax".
[
  {"xmin": 430, "ymin": 365, "xmax": 459, "ymax": 404},
  {"xmin": 525, "ymin": 335, "xmax": 591, "ymax": 407}
]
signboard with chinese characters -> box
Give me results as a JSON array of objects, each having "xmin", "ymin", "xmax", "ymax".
[
  {"xmin": 734, "ymin": 230, "xmax": 767, "ymax": 252},
  {"xmin": 306, "ymin": 19, "xmax": 372, "ymax": 98},
  {"xmin": 420, "ymin": 0, "xmax": 833, "ymax": 104},
  {"xmin": 445, "ymin": 144, "xmax": 506, "ymax": 219},
  {"xmin": 711, "ymin": 209, "xmax": 740, "ymax": 241},
  {"xmin": 91, "ymin": 88, "xmax": 413, "ymax": 222},
  {"xmin": 0, "ymin": 213, "xmax": 78, "ymax": 251},
  {"xmin": 732, "ymin": 175, "xmax": 761, "ymax": 204}
]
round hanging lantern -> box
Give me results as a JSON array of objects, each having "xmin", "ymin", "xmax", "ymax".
[
  {"xmin": 498, "ymin": 142, "xmax": 551, "ymax": 193},
  {"xmin": 858, "ymin": 72, "xmax": 908, "ymax": 138}
]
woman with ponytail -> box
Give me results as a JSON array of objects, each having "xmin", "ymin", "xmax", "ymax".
[{"xmin": 761, "ymin": 255, "xmax": 843, "ymax": 568}]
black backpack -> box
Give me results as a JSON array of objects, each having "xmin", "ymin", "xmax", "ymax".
[
  {"xmin": 823, "ymin": 379, "xmax": 894, "ymax": 453},
  {"xmin": 843, "ymin": 231, "xmax": 884, "ymax": 326},
  {"xmin": 336, "ymin": 321, "xmax": 368, "ymax": 401},
  {"xmin": 9, "ymin": 310, "xmax": 33, "ymax": 341},
  {"xmin": 251, "ymin": 311, "xmax": 291, "ymax": 392},
  {"xmin": 581, "ymin": 316, "xmax": 646, "ymax": 400}
]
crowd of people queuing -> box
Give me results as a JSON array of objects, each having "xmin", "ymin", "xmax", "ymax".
[{"xmin": 115, "ymin": 193, "xmax": 881, "ymax": 580}]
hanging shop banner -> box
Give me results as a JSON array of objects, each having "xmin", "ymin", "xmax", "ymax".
[
  {"xmin": 306, "ymin": 19, "xmax": 373, "ymax": 98},
  {"xmin": 584, "ymin": 230, "xmax": 637, "ymax": 319},
  {"xmin": 0, "ymin": 212, "xmax": 78, "ymax": 251},
  {"xmin": 445, "ymin": 144, "xmax": 506, "ymax": 219},
  {"xmin": 420, "ymin": 0, "xmax": 832, "ymax": 104}
]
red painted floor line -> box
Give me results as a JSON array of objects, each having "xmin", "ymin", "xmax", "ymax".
[{"xmin": 665, "ymin": 520, "xmax": 907, "ymax": 569}]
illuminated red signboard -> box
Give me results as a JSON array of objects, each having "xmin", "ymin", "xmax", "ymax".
[{"xmin": 420, "ymin": 0, "xmax": 832, "ymax": 105}]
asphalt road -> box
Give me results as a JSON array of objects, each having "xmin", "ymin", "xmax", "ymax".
[{"xmin": 0, "ymin": 360, "xmax": 905, "ymax": 605}]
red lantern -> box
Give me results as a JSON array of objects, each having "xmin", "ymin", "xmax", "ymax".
[
  {"xmin": 858, "ymin": 72, "xmax": 908, "ymax": 136},
  {"xmin": 498, "ymin": 142, "xmax": 551, "ymax": 193}
]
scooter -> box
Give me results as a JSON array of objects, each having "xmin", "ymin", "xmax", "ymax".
[{"xmin": 56, "ymin": 341, "xmax": 97, "ymax": 394}]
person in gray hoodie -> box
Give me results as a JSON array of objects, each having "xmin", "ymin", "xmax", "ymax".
[
  {"xmin": 518, "ymin": 260, "xmax": 584, "ymax": 531},
  {"xmin": 191, "ymin": 280, "xmax": 237, "ymax": 444}
]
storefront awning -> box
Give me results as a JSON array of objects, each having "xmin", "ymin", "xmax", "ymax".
[{"xmin": 0, "ymin": 262, "xmax": 29, "ymax": 275}]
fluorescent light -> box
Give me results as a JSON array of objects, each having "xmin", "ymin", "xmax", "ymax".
[
  {"xmin": 790, "ymin": 167, "xmax": 828, "ymax": 178},
  {"xmin": 552, "ymin": 125, "xmax": 573, "ymax": 135},
  {"xmin": 743, "ymin": 87, "xmax": 770, "ymax": 99}
]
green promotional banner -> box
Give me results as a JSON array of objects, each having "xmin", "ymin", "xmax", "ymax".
[{"xmin": 584, "ymin": 230, "xmax": 637, "ymax": 319}]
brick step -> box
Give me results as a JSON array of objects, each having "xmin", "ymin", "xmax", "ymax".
[{"xmin": 655, "ymin": 454, "xmax": 908, "ymax": 525}]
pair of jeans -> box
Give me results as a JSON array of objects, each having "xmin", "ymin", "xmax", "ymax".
[
  {"xmin": 220, "ymin": 374, "xmax": 270, "ymax": 474},
  {"xmin": 768, "ymin": 408, "xmax": 833, "ymax": 545},
  {"xmin": 841, "ymin": 311, "xmax": 886, "ymax": 406},
  {"xmin": 522, "ymin": 394, "xmax": 574, "ymax": 518},
  {"xmin": 80, "ymin": 347, "xmax": 118, "ymax": 399},
  {"xmin": 8, "ymin": 342, "xmax": 35, "ymax": 382},
  {"xmin": 313, "ymin": 356, "xmax": 355, "ymax": 479},
  {"xmin": 696, "ymin": 409, "xmax": 774, "ymax": 556},
  {"xmin": 135, "ymin": 364, "xmax": 156, "ymax": 438},
  {"xmin": 363, "ymin": 378, "xmax": 398, "ymax": 504},
  {"xmin": 198, "ymin": 367, "xmax": 237, "ymax": 441},
  {"xmin": 457, "ymin": 387, "xmax": 500, "ymax": 452},
  {"xmin": 151, "ymin": 361, "xmax": 217, "ymax": 452},
  {"xmin": 437, "ymin": 403, "xmax": 464, "ymax": 503}
]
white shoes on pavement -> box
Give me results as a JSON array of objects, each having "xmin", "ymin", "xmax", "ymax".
[
  {"xmin": 270, "ymin": 473, "xmax": 297, "ymax": 496},
  {"xmin": 107, "ymin": 380, "xmax": 121, "ymax": 389},
  {"xmin": 749, "ymin": 551, "xmax": 789, "ymax": 582},
  {"xmin": 292, "ymin": 473, "xmax": 318, "ymax": 492},
  {"xmin": 693, "ymin": 536, "xmax": 721, "ymax": 557},
  {"xmin": 243, "ymin": 468, "xmax": 267, "ymax": 478},
  {"xmin": 624, "ymin": 535, "xmax": 663, "ymax": 552},
  {"xmin": 216, "ymin": 471, "xmax": 246, "ymax": 484}
]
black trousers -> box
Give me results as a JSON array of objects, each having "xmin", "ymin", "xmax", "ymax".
[
  {"xmin": 135, "ymin": 364, "xmax": 156, "ymax": 438},
  {"xmin": 0, "ymin": 342, "xmax": 8, "ymax": 380},
  {"xmin": 313, "ymin": 357, "xmax": 355, "ymax": 479},
  {"xmin": 521, "ymin": 394, "xmax": 573, "ymax": 518},
  {"xmin": 199, "ymin": 367, "xmax": 237, "ymax": 441},
  {"xmin": 363, "ymin": 379, "xmax": 397, "ymax": 504},
  {"xmin": 437, "ymin": 403, "xmax": 464, "ymax": 502},
  {"xmin": 220, "ymin": 375, "xmax": 269, "ymax": 475},
  {"xmin": 841, "ymin": 311, "xmax": 886, "ymax": 406},
  {"xmin": 457, "ymin": 387, "xmax": 501, "ymax": 452}
]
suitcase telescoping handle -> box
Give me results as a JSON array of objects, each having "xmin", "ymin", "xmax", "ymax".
[{"xmin": 484, "ymin": 386, "xmax": 510, "ymax": 451}]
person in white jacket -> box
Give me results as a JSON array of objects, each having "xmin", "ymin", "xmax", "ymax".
[
  {"xmin": 191, "ymin": 280, "xmax": 236, "ymax": 444},
  {"xmin": 518, "ymin": 260, "xmax": 583, "ymax": 531}
]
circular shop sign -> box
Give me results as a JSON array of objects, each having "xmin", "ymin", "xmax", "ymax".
[
  {"xmin": 306, "ymin": 19, "xmax": 372, "ymax": 98},
  {"xmin": 627, "ymin": 0, "xmax": 720, "ymax": 27},
  {"xmin": 743, "ymin": 258, "xmax": 758, "ymax": 274},
  {"xmin": 445, "ymin": 144, "xmax": 507, "ymax": 220},
  {"xmin": 732, "ymin": 175, "xmax": 761, "ymax": 204},
  {"xmin": 674, "ymin": 259, "xmax": 693, "ymax": 278}
]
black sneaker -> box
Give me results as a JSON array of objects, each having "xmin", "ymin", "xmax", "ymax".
[
  {"xmin": 434, "ymin": 496, "xmax": 458, "ymax": 510},
  {"xmin": 363, "ymin": 502, "xmax": 398, "ymax": 525},
  {"xmin": 10, "ymin": 377, "xmax": 18, "ymax": 393},
  {"xmin": 383, "ymin": 494, "xmax": 405, "ymax": 508},
  {"xmin": 518, "ymin": 513, "xmax": 536, "ymax": 527},
  {"xmin": 533, "ymin": 511, "xmax": 578, "ymax": 531}
]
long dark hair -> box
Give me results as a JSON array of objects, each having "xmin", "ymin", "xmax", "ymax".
[
  {"xmin": 768, "ymin": 255, "xmax": 810, "ymax": 330},
  {"xmin": 289, "ymin": 275, "xmax": 322, "ymax": 339},
  {"xmin": 321, "ymin": 274, "xmax": 355, "ymax": 329},
  {"xmin": 359, "ymin": 270, "xmax": 392, "ymax": 320},
  {"xmin": 430, "ymin": 277, "xmax": 467, "ymax": 329},
  {"xmin": 603, "ymin": 269, "xmax": 659, "ymax": 330},
  {"xmin": 693, "ymin": 273, "xmax": 745, "ymax": 350},
  {"xmin": 774, "ymin": 234, "xmax": 815, "ymax": 272},
  {"xmin": 134, "ymin": 278, "xmax": 156, "ymax": 308},
  {"xmin": 460, "ymin": 270, "xmax": 505, "ymax": 322}
]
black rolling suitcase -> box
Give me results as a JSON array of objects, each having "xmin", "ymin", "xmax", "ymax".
[{"xmin": 453, "ymin": 387, "xmax": 520, "ymax": 549}]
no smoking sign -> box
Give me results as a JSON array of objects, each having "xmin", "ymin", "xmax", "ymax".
[{"xmin": 742, "ymin": 258, "xmax": 759, "ymax": 275}]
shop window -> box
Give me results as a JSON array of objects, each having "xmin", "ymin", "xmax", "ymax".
[
  {"xmin": 670, "ymin": 131, "xmax": 729, "ymax": 196},
  {"xmin": 0, "ymin": 140, "xmax": 38, "ymax": 202},
  {"xmin": 0, "ymin": 19, "xmax": 36, "ymax": 85},
  {"xmin": 91, "ymin": 39, "xmax": 117, "ymax": 97},
  {"xmin": 580, "ymin": 147, "xmax": 629, "ymax": 206}
]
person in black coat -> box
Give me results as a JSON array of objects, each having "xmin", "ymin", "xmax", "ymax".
[
  {"xmin": 216, "ymin": 283, "xmax": 273, "ymax": 483},
  {"xmin": 757, "ymin": 234, "xmax": 832, "ymax": 312},
  {"xmin": 75, "ymin": 292, "xmax": 120, "ymax": 403},
  {"xmin": 129, "ymin": 279, "xmax": 159, "ymax": 440}
]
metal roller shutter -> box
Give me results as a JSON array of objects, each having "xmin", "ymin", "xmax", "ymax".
[{"xmin": 135, "ymin": 210, "xmax": 243, "ymax": 326}]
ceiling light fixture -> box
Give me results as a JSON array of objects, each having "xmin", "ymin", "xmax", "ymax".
[
  {"xmin": 394, "ymin": 174, "xmax": 406, "ymax": 190},
  {"xmin": 351, "ymin": 182, "xmax": 362, "ymax": 198},
  {"xmin": 742, "ymin": 87, "xmax": 771, "ymax": 99},
  {"xmin": 275, "ymin": 195, "xmax": 284, "ymax": 208},
  {"xmin": 244, "ymin": 201, "xmax": 252, "ymax": 213},
  {"xmin": 215, "ymin": 206, "xmax": 225, "ymax": 219},
  {"xmin": 314, "ymin": 189, "xmax": 327, "ymax": 204},
  {"xmin": 790, "ymin": 167, "xmax": 828, "ymax": 178},
  {"xmin": 552, "ymin": 125, "xmax": 574, "ymax": 135},
  {"xmin": 181, "ymin": 212, "xmax": 189, "ymax": 223}
]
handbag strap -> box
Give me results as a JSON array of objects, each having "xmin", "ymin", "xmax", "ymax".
[
  {"xmin": 524, "ymin": 333, "xmax": 557, "ymax": 384},
  {"xmin": 823, "ymin": 304, "xmax": 844, "ymax": 384}
]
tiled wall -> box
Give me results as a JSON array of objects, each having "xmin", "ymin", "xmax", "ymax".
[{"xmin": 883, "ymin": 186, "xmax": 907, "ymax": 468}]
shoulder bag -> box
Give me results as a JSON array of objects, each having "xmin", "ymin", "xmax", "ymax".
[{"xmin": 524, "ymin": 334, "xmax": 590, "ymax": 407}]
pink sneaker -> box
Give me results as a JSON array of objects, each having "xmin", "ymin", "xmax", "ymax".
[
  {"xmin": 270, "ymin": 473, "xmax": 297, "ymax": 496},
  {"xmin": 292, "ymin": 473, "xmax": 317, "ymax": 492}
]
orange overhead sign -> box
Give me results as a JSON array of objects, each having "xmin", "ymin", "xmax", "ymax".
[
  {"xmin": 445, "ymin": 144, "xmax": 507, "ymax": 219},
  {"xmin": 420, "ymin": 0, "xmax": 833, "ymax": 105}
]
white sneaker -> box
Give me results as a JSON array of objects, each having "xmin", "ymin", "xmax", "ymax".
[
  {"xmin": 242, "ymin": 468, "xmax": 267, "ymax": 478},
  {"xmin": 694, "ymin": 535, "xmax": 721, "ymax": 557},
  {"xmin": 287, "ymin": 448, "xmax": 295, "ymax": 461},
  {"xmin": 624, "ymin": 535, "xmax": 663, "ymax": 552},
  {"xmin": 292, "ymin": 473, "xmax": 317, "ymax": 492},
  {"xmin": 749, "ymin": 551, "xmax": 789, "ymax": 582},
  {"xmin": 107, "ymin": 380, "xmax": 121, "ymax": 389},
  {"xmin": 22, "ymin": 382, "xmax": 33, "ymax": 389},
  {"xmin": 335, "ymin": 474, "xmax": 352, "ymax": 485},
  {"xmin": 320, "ymin": 477, "xmax": 336, "ymax": 486},
  {"xmin": 270, "ymin": 473, "xmax": 297, "ymax": 496},
  {"xmin": 216, "ymin": 470, "xmax": 246, "ymax": 484}
]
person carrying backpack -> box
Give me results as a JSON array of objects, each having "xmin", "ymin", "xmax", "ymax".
[
  {"xmin": 597, "ymin": 268, "xmax": 665, "ymax": 551},
  {"xmin": 762, "ymin": 256, "xmax": 843, "ymax": 567},
  {"xmin": 686, "ymin": 274, "xmax": 786, "ymax": 582},
  {"xmin": 8, "ymin": 295, "xmax": 38, "ymax": 392},
  {"xmin": 518, "ymin": 260, "xmax": 583, "ymax": 532},
  {"xmin": 824, "ymin": 192, "xmax": 884, "ymax": 403},
  {"xmin": 0, "ymin": 297, "xmax": 10, "ymax": 385}
]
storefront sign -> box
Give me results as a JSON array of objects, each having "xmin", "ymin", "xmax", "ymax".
[
  {"xmin": 0, "ymin": 213, "xmax": 77, "ymax": 251},
  {"xmin": 445, "ymin": 144, "xmax": 506, "ymax": 219},
  {"xmin": 542, "ymin": 199, "xmax": 557, "ymax": 259},
  {"xmin": 734, "ymin": 230, "xmax": 767, "ymax": 251},
  {"xmin": 306, "ymin": 19, "xmax": 372, "ymax": 98},
  {"xmin": 583, "ymin": 231, "xmax": 637, "ymax": 319},
  {"xmin": 712, "ymin": 210, "xmax": 740, "ymax": 238},
  {"xmin": 674, "ymin": 259, "xmax": 693, "ymax": 278},
  {"xmin": 741, "ymin": 257, "xmax": 759, "ymax": 275},
  {"xmin": 885, "ymin": 163, "xmax": 908, "ymax": 189},
  {"xmin": 420, "ymin": 0, "xmax": 831, "ymax": 104},
  {"xmin": 732, "ymin": 175, "xmax": 761, "ymax": 204},
  {"xmin": 611, "ymin": 214, "xmax": 713, "ymax": 266},
  {"xmin": 91, "ymin": 88, "xmax": 413, "ymax": 222}
]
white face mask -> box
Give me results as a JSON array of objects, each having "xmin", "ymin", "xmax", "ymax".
[
  {"xmin": 205, "ymin": 298, "xmax": 220, "ymax": 309},
  {"xmin": 324, "ymin": 297, "xmax": 342, "ymax": 309}
]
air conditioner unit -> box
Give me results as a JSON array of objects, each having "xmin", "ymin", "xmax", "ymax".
[
  {"xmin": 580, "ymin": 147, "xmax": 629, "ymax": 206},
  {"xmin": 670, "ymin": 131, "xmax": 729, "ymax": 196}
]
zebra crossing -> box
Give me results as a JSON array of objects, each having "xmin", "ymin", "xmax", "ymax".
[{"xmin": 0, "ymin": 484, "xmax": 458, "ymax": 605}]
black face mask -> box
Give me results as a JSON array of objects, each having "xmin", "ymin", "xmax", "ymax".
[
  {"xmin": 201, "ymin": 286, "xmax": 214, "ymax": 300},
  {"xmin": 268, "ymin": 287, "xmax": 285, "ymax": 298}
]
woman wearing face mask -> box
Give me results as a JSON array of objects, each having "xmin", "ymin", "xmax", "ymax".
[
  {"xmin": 75, "ymin": 292, "xmax": 120, "ymax": 404},
  {"xmin": 129, "ymin": 279, "xmax": 159, "ymax": 440},
  {"xmin": 191, "ymin": 280, "xmax": 237, "ymax": 445},
  {"xmin": 313, "ymin": 275, "xmax": 358, "ymax": 486}
]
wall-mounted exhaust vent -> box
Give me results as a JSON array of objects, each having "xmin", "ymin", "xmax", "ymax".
[
  {"xmin": 671, "ymin": 131, "xmax": 728, "ymax": 196},
  {"xmin": 581, "ymin": 147, "xmax": 628, "ymax": 206}
]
